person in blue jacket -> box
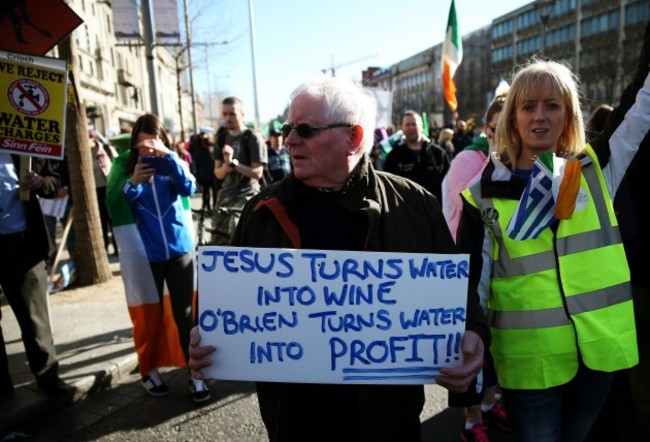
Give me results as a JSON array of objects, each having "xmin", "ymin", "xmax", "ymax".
[{"xmin": 124, "ymin": 113, "xmax": 209, "ymax": 403}]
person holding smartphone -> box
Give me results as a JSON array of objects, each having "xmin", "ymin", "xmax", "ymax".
[{"xmin": 108, "ymin": 113, "xmax": 209, "ymax": 403}]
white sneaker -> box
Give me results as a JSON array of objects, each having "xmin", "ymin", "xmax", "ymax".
[{"xmin": 188, "ymin": 378, "xmax": 211, "ymax": 403}]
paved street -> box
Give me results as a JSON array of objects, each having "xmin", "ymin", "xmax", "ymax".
[{"xmin": 7, "ymin": 368, "xmax": 469, "ymax": 442}]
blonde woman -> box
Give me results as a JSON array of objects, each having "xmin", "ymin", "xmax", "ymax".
[
  {"xmin": 437, "ymin": 127, "xmax": 455, "ymax": 161},
  {"xmin": 457, "ymin": 48, "xmax": 648, "ymax": 441}
]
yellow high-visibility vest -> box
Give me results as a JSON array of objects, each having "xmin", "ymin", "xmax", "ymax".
[{"xmin": 462, "ymin": 147, "xmax": 638, "ymax": 389}]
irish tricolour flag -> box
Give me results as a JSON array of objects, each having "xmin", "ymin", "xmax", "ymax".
[
  {"xmin": 442, "ymin": 0, "xmax": 463, "ymax": 112},
  {"xmin": 106, "ymin": 151, "xmax": 192, "ymax": 376}
]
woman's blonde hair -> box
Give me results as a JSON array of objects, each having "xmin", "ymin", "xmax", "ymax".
[
  {"xmin": 437, "ymin": 127, "xmax": 454, "ymax": 143},
  {"xmin": 495, "ymin": 58, "xmax": 585, "ymax": 166}
]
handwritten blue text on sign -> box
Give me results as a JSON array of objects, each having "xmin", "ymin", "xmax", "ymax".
[{"xmin": 197, "ymin": 247, "xmax": 469, "ymax": 385}]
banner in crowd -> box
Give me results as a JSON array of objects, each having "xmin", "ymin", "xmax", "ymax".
[
  {"xmin": 113, "ymin": 0, "xmax": 141, "ymax": 42},
  {"xmin": 154, "ymin": 0, "xmax": 181, "ymax": 45}
]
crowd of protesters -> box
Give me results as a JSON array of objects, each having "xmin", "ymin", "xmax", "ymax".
[{"xmin": 3, "ymin": 16, "xmax": 648, "ymax": 442}]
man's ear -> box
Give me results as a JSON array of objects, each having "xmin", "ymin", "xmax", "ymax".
[{"xmin": 348, "ymin": 125, "xmax": 364, "ymax": 155}]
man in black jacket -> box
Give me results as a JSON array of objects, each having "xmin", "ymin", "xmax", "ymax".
[
  {"xmin": 384, "ymin": 110, "xmax": 450, "ymax": 202},
  {"xmin": 0, "ymin": 153, "xmax": 74, "ymax": 398},
  {"xmin": 189, "ymin": 77, "xmax": 487, "ymax": 441}
]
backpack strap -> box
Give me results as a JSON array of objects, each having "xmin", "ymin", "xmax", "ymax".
[
  {"xmin": 242, "ymin": 129, "xmax": 252, "ymax": 149},
  {"xmin": 239, "ymin": 129, "xmax": 252, "ymax": 164},
  {"xmin": 215, "ymin": 130, "xmax": 227, "ymax": 162},
  {"xmin": 216, "ymin": 129, "xmax": 226, "ymax": 149}
]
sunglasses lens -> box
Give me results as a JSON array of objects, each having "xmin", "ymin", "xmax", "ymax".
[
  {"xmin": 295, "ymin": 123, "xmax": 315, "ymax": 138},
  {"xmin": 281, "ymin": 124, "xmax": 292, "ymax": 138}
]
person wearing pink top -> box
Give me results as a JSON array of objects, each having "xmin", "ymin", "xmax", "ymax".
[
  {"xmin": 442, "ymin": 95, "xmax": 506, "ymax": 242},
  {"xmin": 442, "ymin": 93, "xmax": 509, "ymax": 442}
]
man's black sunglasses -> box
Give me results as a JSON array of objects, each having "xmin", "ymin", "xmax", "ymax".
[{"xmin": 281, "ymin": 122, "xmax": 352, "ymax": 139}]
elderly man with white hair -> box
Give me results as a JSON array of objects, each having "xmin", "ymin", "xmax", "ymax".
[{"xmin": 189, "ymin": 76, "xmax": 488, "ymax": 441}]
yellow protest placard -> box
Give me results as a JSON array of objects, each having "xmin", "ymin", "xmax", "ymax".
[{"xmin": 0, "ymin": 50, "xmax": 68, "ymax": 160}]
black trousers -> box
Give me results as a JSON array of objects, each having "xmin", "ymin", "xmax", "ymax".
[
  {"xmin": 148, "ymin": 251, "xmax": 194, "ymax": 362},
  {"xmin": 0, "ymin": 232, "xmax": 59, "ymax": 386}
]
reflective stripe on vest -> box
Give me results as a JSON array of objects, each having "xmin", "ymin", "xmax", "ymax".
[{"xmin": 462, "ymin": 149, "xmax": 638, "ymax": 389}]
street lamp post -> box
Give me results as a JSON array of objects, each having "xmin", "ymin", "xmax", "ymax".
[
  {"xmin": 182, "ymin": 0, "xmax": 197, "ymax": 136},
  {"xmin": 248, "ymin": 0, "xmax": 260, "ymax": 129},
  {"xmin": 537, "ymin": 0, "xmax": 555, "ymax": 55},
  {"xmin": 141, "ymin": 0, "xmax": 160, "ymax": 116},
  {"xmin": 174, "ymin": 46, "xmax": 190, "ymax": 141}
]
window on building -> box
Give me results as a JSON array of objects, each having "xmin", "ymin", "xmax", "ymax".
[
  {"xmin": 626, "ymin": 4, "xmax": 635, "ymax": 23},
  {"xmin": 583, "ymin": 9, "xmax": 620, "ymax": 38},
  {"xmin": 625, "ymin": 2, "xmax": 648, "ymax": 25},
  {"xmin": 96, "ymin": 39, "xmax": 104, "ymax": 81},
  {"xmin": 581, "ymin": 17, "xmax": 593, "ymax": 37},
  {"xmin": 599, "ymin": 14, "xmax": 608, "ymax": 32},
  {"xmin": 610, "ymin": 10, "xmax": 619, "ymax": 30},
  {"xmin": 84, "ymin": 24, "xmax": 91, "ymax": 51},
  {"xmin": 494, "ymin": 19, "xmax": 514, "ymax": 38},
  {"xmin": 566, "ymin": 24, "xmax": 576, "ymax": 43},
  {"xmin": 555, "ymin": 0, "xmax": 575, "ymax": 15}
]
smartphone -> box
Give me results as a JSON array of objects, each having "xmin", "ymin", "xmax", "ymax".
[{"xmin": 139, "ymin": 155, "xmax": 172, "ymax": 175}]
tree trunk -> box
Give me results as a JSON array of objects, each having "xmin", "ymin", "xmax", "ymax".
[{"xmin": 58, "ymin": 36, "xmax": 112, "ymax": 285}]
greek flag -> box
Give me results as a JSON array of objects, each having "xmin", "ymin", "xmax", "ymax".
[{"xmin": 506, "ymin": 152, "xmax": 556, "ymax": 240}]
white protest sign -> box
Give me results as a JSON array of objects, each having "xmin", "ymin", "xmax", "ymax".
[
  {"xmin": 367, "ymin": 87, "xmax": 393, "ymax": 128},
  {"xmin": 198, "ymin": 246, "xmax": 469, "ymax": 385},
  {"xmin": 38, "ymin": 195, "xmax": 69, "ymax": 218}
]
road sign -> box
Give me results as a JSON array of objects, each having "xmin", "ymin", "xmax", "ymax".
[{"xmin": 0, "ymin": 0, "xmax": 83, "ymax": 55}]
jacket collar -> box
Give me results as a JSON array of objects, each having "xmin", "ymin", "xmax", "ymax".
[
  {"xmin": 480, "ymin": 152, "xmax": 527, "ymax": 200},
  {"xmin": 259, "ymin": 154, "xmax": 379, "ymax": 210}
]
